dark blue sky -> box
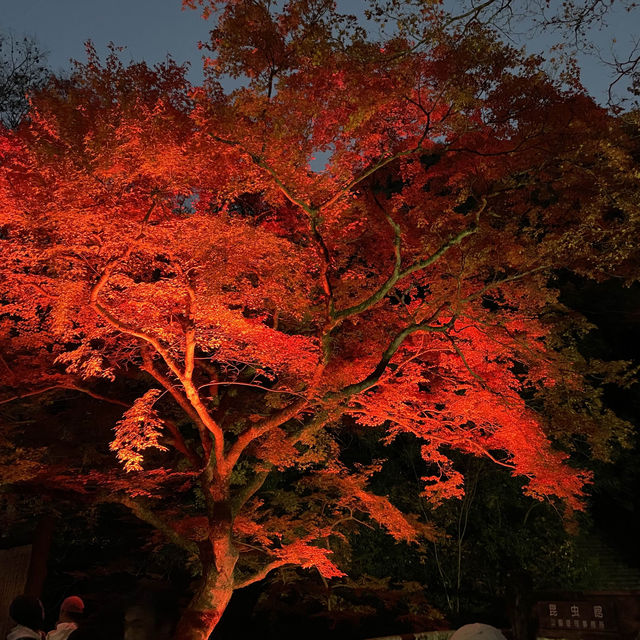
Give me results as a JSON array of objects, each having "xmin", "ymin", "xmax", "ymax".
[
  {"xmin": 1, "ymin": 0, "xmax": 637, "ymax": 103},
  {"xmin": 1, "ymin": 0, "xmax": 211, "ymax": 81}
]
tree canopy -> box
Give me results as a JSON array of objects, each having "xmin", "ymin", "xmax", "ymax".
[{"xmin": 1, "ymin": 1, "xmax": 639, "ymax": 638}]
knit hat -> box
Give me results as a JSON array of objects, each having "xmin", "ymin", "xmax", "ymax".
[{"xmin": 60, "ymin": 596, "xmax": 84, "ymax": 614}]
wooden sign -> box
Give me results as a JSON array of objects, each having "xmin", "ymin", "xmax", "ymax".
[{"xmin": 538, "ymin": 600, "xmax": 616, "ymax": 634}]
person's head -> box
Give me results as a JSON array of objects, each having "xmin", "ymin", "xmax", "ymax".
[
  {"xmin": 59, "ymin": 595, "xmax": 84, "ymax": 624},
  {"xmin": 9, "ymin": 594, "xmax": 44, "ymax": 631}
]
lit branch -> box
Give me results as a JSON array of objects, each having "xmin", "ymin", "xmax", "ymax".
[
  {"xmin": 90, "ymin": 257, "xmax": 225, "ymax": 468},
  {"xmin": 226, "ymin": 397, "xmax": 308, "ymax": 470},
  {"xmin": 328, "ymin": 315, "xmax": 457, "ymax": 401},
  {"xmin": 141, "ymin": 350, "xmax": 212, "ymax": 462},
  {"xmin": 90, "ymin": 284, "xmax": 184, "ymax": 383},
  {"xmin": 184, "ymin": 283, "xmax": 197, "ymax": 381},
  {"xmin": 87, "ymin": 200, "xmax": 185, "ymax": 384},
  {"xmin": 233, "ymin": 558, "xmax": 289, "ymax": 590},
  {"xmin": 332, "ymin": 217, "xmax": 477, "ymax": 324}
]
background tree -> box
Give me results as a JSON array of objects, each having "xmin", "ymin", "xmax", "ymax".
[
  {"xmin": 365, "ymin": 0, "xmax": 640, "ymax": 108},
  {"xmin": 1, "ymin": 1, "xmax": 639, "ymax": 638},
  {"xmin": 0, "ymin": 32, "xmax": 49, "ymax": 128}
]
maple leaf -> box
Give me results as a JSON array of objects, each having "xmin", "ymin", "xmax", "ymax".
[
  {"xmin": 110, "ymin": 390, "xmax": 168, "ymax": 472},
  {"xmin": 275, "ymin": 539, "xmax": 346, "ymax": 579}
]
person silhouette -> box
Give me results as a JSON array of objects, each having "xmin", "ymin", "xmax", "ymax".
[
  {"xmin": 46, "ymin": 597, "xmax": 84, "ymax": 640},
  {"xmin": 7, "ymin": 595, "xmax": 45, "ymax": 640}
]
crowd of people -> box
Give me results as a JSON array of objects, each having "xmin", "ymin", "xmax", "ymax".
[
  {"xmin": 7, "ymin": 595, "xmax": 87, "ymax": 640},
  {"xmin": 6, "ymin": 589, "xmax": 177, "ymax": 640}
]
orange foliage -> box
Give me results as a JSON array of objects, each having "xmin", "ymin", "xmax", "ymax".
[
  {"xmin": 2, "ymin": 2, "xmax": 639, "ymax": 637},
  {"xmin": 111, "ymin": 389, "xmax": 168, "ymax": 472}
]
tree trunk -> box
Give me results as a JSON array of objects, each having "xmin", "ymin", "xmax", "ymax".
[
  {"xmin": 175, "ymin": 580, "xmax": 233, "ymax": 640},
  {"xmin": 174, "ymin": 485, "xmax": 239, "ymax": 638},
  {"xmin": 175, "ymin": 528, "xmax": 238, "ymax": 640}
]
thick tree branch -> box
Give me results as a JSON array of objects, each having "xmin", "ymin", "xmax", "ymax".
[
  {"xmin": 226, "ymin": 397, "xmax": 308, "ymax": 470},
  {"xmin": 141, "ymin": 351, "xmax": 213, "ymax": 464},
  {"xmin": 162, "ymin": 416, "xmax": 202, "ymax": 469},
  {"xmin": 332, "ymin": 216, "xmax": 477, "ymax": 324},
  {"xmin": 182, "ymin": 382, "xmax": 225, "ymax": 474},
  {"xmin": 174, "ymin": 286, "xmax": 229, "ymax": 467},
  {"xmin": 231, "ymin": 469, "xmax": 271, "ymax": 516},
  {"xmin": 90, "ymin": 255, "xmax": 225, "ymax": 469},
  {"xmin": 184, "ymin": 283, "xmax": 197, "ymax": 382},
  {"xmin": 331, "ymin": 200, "xmax": 402, "ymax": 324},
  {"xmin": 233, "ymin": 558, "xmax": 288, "ymax": 590},
  {"xmin": 309, "ymin": 208, "xmax": 334, "ymax": 314},
  {"xmin": 328, "ymin": 315, "xmax": 456, "ymax": 401},
  {"xmin": 287, "ymin": 407, "xmax": 335, "ymax": 446},
  {"xmin": 88, "ymin": 202, "xmax": 185, "ymax": 384}
]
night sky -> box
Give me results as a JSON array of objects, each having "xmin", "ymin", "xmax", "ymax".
[{"xmin": 1, "ymin": 0, "xmax": 210, "ymax": 82}]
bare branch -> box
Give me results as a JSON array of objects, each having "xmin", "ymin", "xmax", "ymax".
[
  {"xmin": 0, "ymin": 384, "xmax": 130, "ymax": 407},
  {"xmin": 328, "ymin": 312, "xmax": 456, "ymax": 401},
  {"xmin": 103, "ymin": 493, "xmax": 199, "ymax": 555}
]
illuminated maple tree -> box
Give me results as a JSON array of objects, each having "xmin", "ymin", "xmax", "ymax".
[{"xmin": 1, "ymin": 1, "xmax": 639, "ymax": 637}]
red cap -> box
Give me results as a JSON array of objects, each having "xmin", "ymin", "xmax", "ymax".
[{"xmin": 60, "ymin": 596, "xmax": 84, "ymax": 614}]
